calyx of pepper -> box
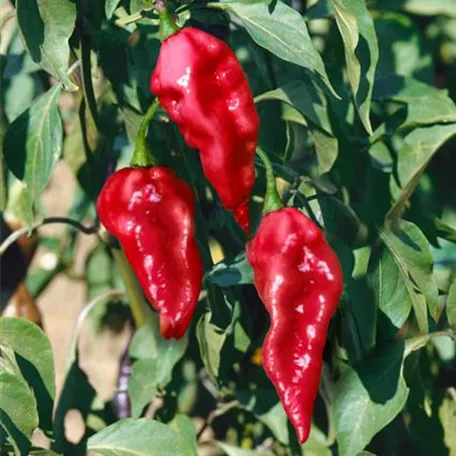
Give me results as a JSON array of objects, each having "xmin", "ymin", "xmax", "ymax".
[{"xmin": 256, "ymin": 147, "xmax": 283, "ymax": 215}]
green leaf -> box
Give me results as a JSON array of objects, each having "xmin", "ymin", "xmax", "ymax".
[
  {"xmin": 105, "ymin": 0, "xmax": 122, "ymax": 19},
  {"xmin": 0, "ymin": 317, "xmax": 55, "ymax": 434},
  {"xmin": 217, "ymin": 442, "xmax": 275, "ymax": 456},
  {"xmin": 168, "ymin": 415, "xmax": 198, "ymax": 456},
  {"xmin": 388, "ymin": 123, "xmax": 456, "ymax": 220},
  {"xmin": 369, "ymin": 244, "xmax": 412, "ymax": 338},
  {"xmin": 373, "ymin": 75, "xmax": 448, "ymax": 103},
  {"xmin": 0, "ymin": 129, "xmax": 7, "ymax": 212},
  {"xmin": 334, "ymin": 342, "xmax": 409, "ymax": 456},
  {"xmin": 255, "ymin": 81, "xmax": 333, "ymax": 135},
  {"xmin": 16, "ymin": 0, "xmax": 77, "ymax": 91},
  {"xmin": 374, "ymin": 12, "xmax": 433, "ymax": 83},
  {"xmin": 128, "ymin": 321, "xmax": 188, "ymax": 413},
  {"xmin": 3, "ymin": 84, "xmax": 63, "ymax": 225},
  {"xmin": 0, "ymin": 371, "xmax": 39, "ymax": 456},
  {"xmin": 212, "ymin": 1, "xmax": 338, "ymax": 98},
  {"xmin": 371, "ymin": 91, "xmax": 456, "ymax": 144},
  {"xmin": 87, "ymin": 418, "xmax": 197, "ymax": 456},
  {"xmin": 208, "ymin": 253, "xmax": 253, "ymax": 287},
  {"xmin": 380, "ymin": 220, "xmax": 439, "ymax": 328},
  {"xmin": 447, "ymin": 278, "xmax": 456, "ymax": 327},
  {"xmin": 196, "ymin": 312, "xmax": 227, "ymax": 384},
  {"xmin": 127, "ymin": 360, "xmax": 157, "ymax": 418},
  {"xmin": 329, "ymin": 0, "xmax": 379, "ymax": 134},
  {"xmin": 375, "ymin": 0, "xmax": 456, "ymax": 18},
  {"xmin": 439, "ymin": 393, "xmax": 456, "ymax": 454},
  {"xmin": 255, "ymin": 81, "xmax": 339, "ymax": 173}
]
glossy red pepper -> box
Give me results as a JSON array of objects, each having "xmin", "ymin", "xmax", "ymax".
[
  {"xmin": 150, "ymin": 27, "xmax": 259, "ymax": 234},
  {"xmin": 247, "ymin": 207, "xmax": 343, "ymax": 443},
  {"xmin": 97, "ymin": 166, "xmax": 203, "ymax": 339}
]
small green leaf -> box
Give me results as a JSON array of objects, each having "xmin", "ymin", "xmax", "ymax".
[
  {"xmin": 0, "ymin": 371, "xmax": 39, "ymax": 456},
  {"xmin": 196, "ymin": 312, "xmax": 227, "ymax": 384},
  {"xmin": 388, "ymin": 123, "xmax": 456, "ymax": 220},
  {"xmin": 87, "ymin": 418, "xmax": 197, "ymax": 456},
  {"xmin": 16, "ymin": 0, "xmax": 77, "ymax": 90},
  {"xmin": 447, "ymin": 278, "xmax": 456, "ymax": 327},
  {"xmin": 334, "ymin": 342, "xmax": 409, "ymax": 456},
  {"xmin": 0, "ymin": 317, "xmax": 55, "ymax": 434},
  {"xmin": 208, "ymin": 253, "xmax": 253, "ymax": 287},
  {"xmin": 128, "ymin": 360, "xmax": 157, "ymax": 418},
  {"xmin": 3, "ymin": 84, "xmax": 63, "ymax": 225},
  {"xmin": 439, "ymin": 393, "xmax": 456, "ymax": 453},
  {"xmin": 105, "ymin": 0, "xmax": 122, "ymax": 19},
  {"xmin": 369, "ymin": 243, "xmax": 411, "ymax": 338},
  {"xmin": 255, "ymin": 81, "xmax": 333, "ymax": 135},
  {"xmin": 128, "ymin": 320, "xmax": 188, "ymax": 393},
  {"xmin": 372, "ymin": 75, "xmax": 442, "ymax": 102},
  {"xmin": 329, "ymin": 0, "xmax": 379, "ymax": 134},
  {"xmin": 212, "ymin": 1, "xmax": 338, "ymax": 98},
  {"xmin": 168, "ymin": 415, "xmax": 198, "ymax": 456},
  {"xmin": 380, "ymin": 221, "xmax": 439, "ymax": 329},
  {"xmin": 371, "ymin": 91, "xmax": 456, "ymax": 143}
]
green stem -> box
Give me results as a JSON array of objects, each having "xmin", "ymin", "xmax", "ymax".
[
  {"xmin": 256, "ymin": 147, "xmax": 283, "ymax": 214},
  {"xmin": 112, "ymin": 248, "xmax": 152, "ymax": 327},
  {"xmin": 155, "ymin": 0, "xmax": 179, "ymax": 40},
  {"xmin": 130, "ymin": 98, "xmax": 160, "ymax": 168}
]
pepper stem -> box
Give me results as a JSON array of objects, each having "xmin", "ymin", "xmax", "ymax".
[
  {"xmin": 256, "ymin": 147, "xmax": 283, "ymax": 214},
  {"xmin": 130, "ymin": 98, "xmax": 160, "ymax": 168},
  {"xmin": 155, "ymin": 0, "xmax": 179, "ymax": 41}
]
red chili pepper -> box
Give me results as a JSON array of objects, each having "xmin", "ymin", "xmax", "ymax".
[
  {"xmin": 150, "ymin": 27, "xmax": 259, "ymax": 234},
  {"xmin": 247, "ymin": 207, "xmax": 343, "ymax": 442},
  {"xmin": 246, "ymin": 149, "xmax": 343, "ymax": 443},
  {"xmin": 97, "ymin": 167, "xmax": 203, "ymax": 339}
]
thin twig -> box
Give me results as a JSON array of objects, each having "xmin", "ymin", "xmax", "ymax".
[{"xmin": 0, "ymin": 217, "xmax": 98, "ymax": 256}]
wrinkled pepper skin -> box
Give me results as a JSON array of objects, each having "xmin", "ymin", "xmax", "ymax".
[
  {"xmin": 97, "ymin": 167, "xmax": 203, "ymax": 339},
  {"xmin": 151, "ymin": 28, "xmax": 260, "ymax": 234},
  {"xmin": 246, "ymin": 208, "xmax": 343, "ymax": 443}
]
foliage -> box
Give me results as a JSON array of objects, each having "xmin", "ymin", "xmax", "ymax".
[{"xmin": 1, "ymin": 0, "xmax": 456, "ymax": 454}]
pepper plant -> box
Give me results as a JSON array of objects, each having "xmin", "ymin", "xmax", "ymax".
[{"xmin": 1, "ymin": 0, "xmax": 456, "ymax": 455}]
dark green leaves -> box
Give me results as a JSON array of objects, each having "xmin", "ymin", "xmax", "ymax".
[
  {"xmin": 16, "ymin": 0, "xmax": 77, "ymax": 91},
  {"xmin": 3, "ymin": 84, "xmax": 63, "ymax": 224}
]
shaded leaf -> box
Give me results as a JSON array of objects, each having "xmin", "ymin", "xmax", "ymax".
[
  {"xmin": 3, "ymin": 84, "xmax": 63, "ymax": 225},
  {"xmin": 330, "ymin": 0, "xmax": 378, "ymax": 134},
  {"xmin": 16, "ymin": 0, "xmax": 77, "ymax": 90}
]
